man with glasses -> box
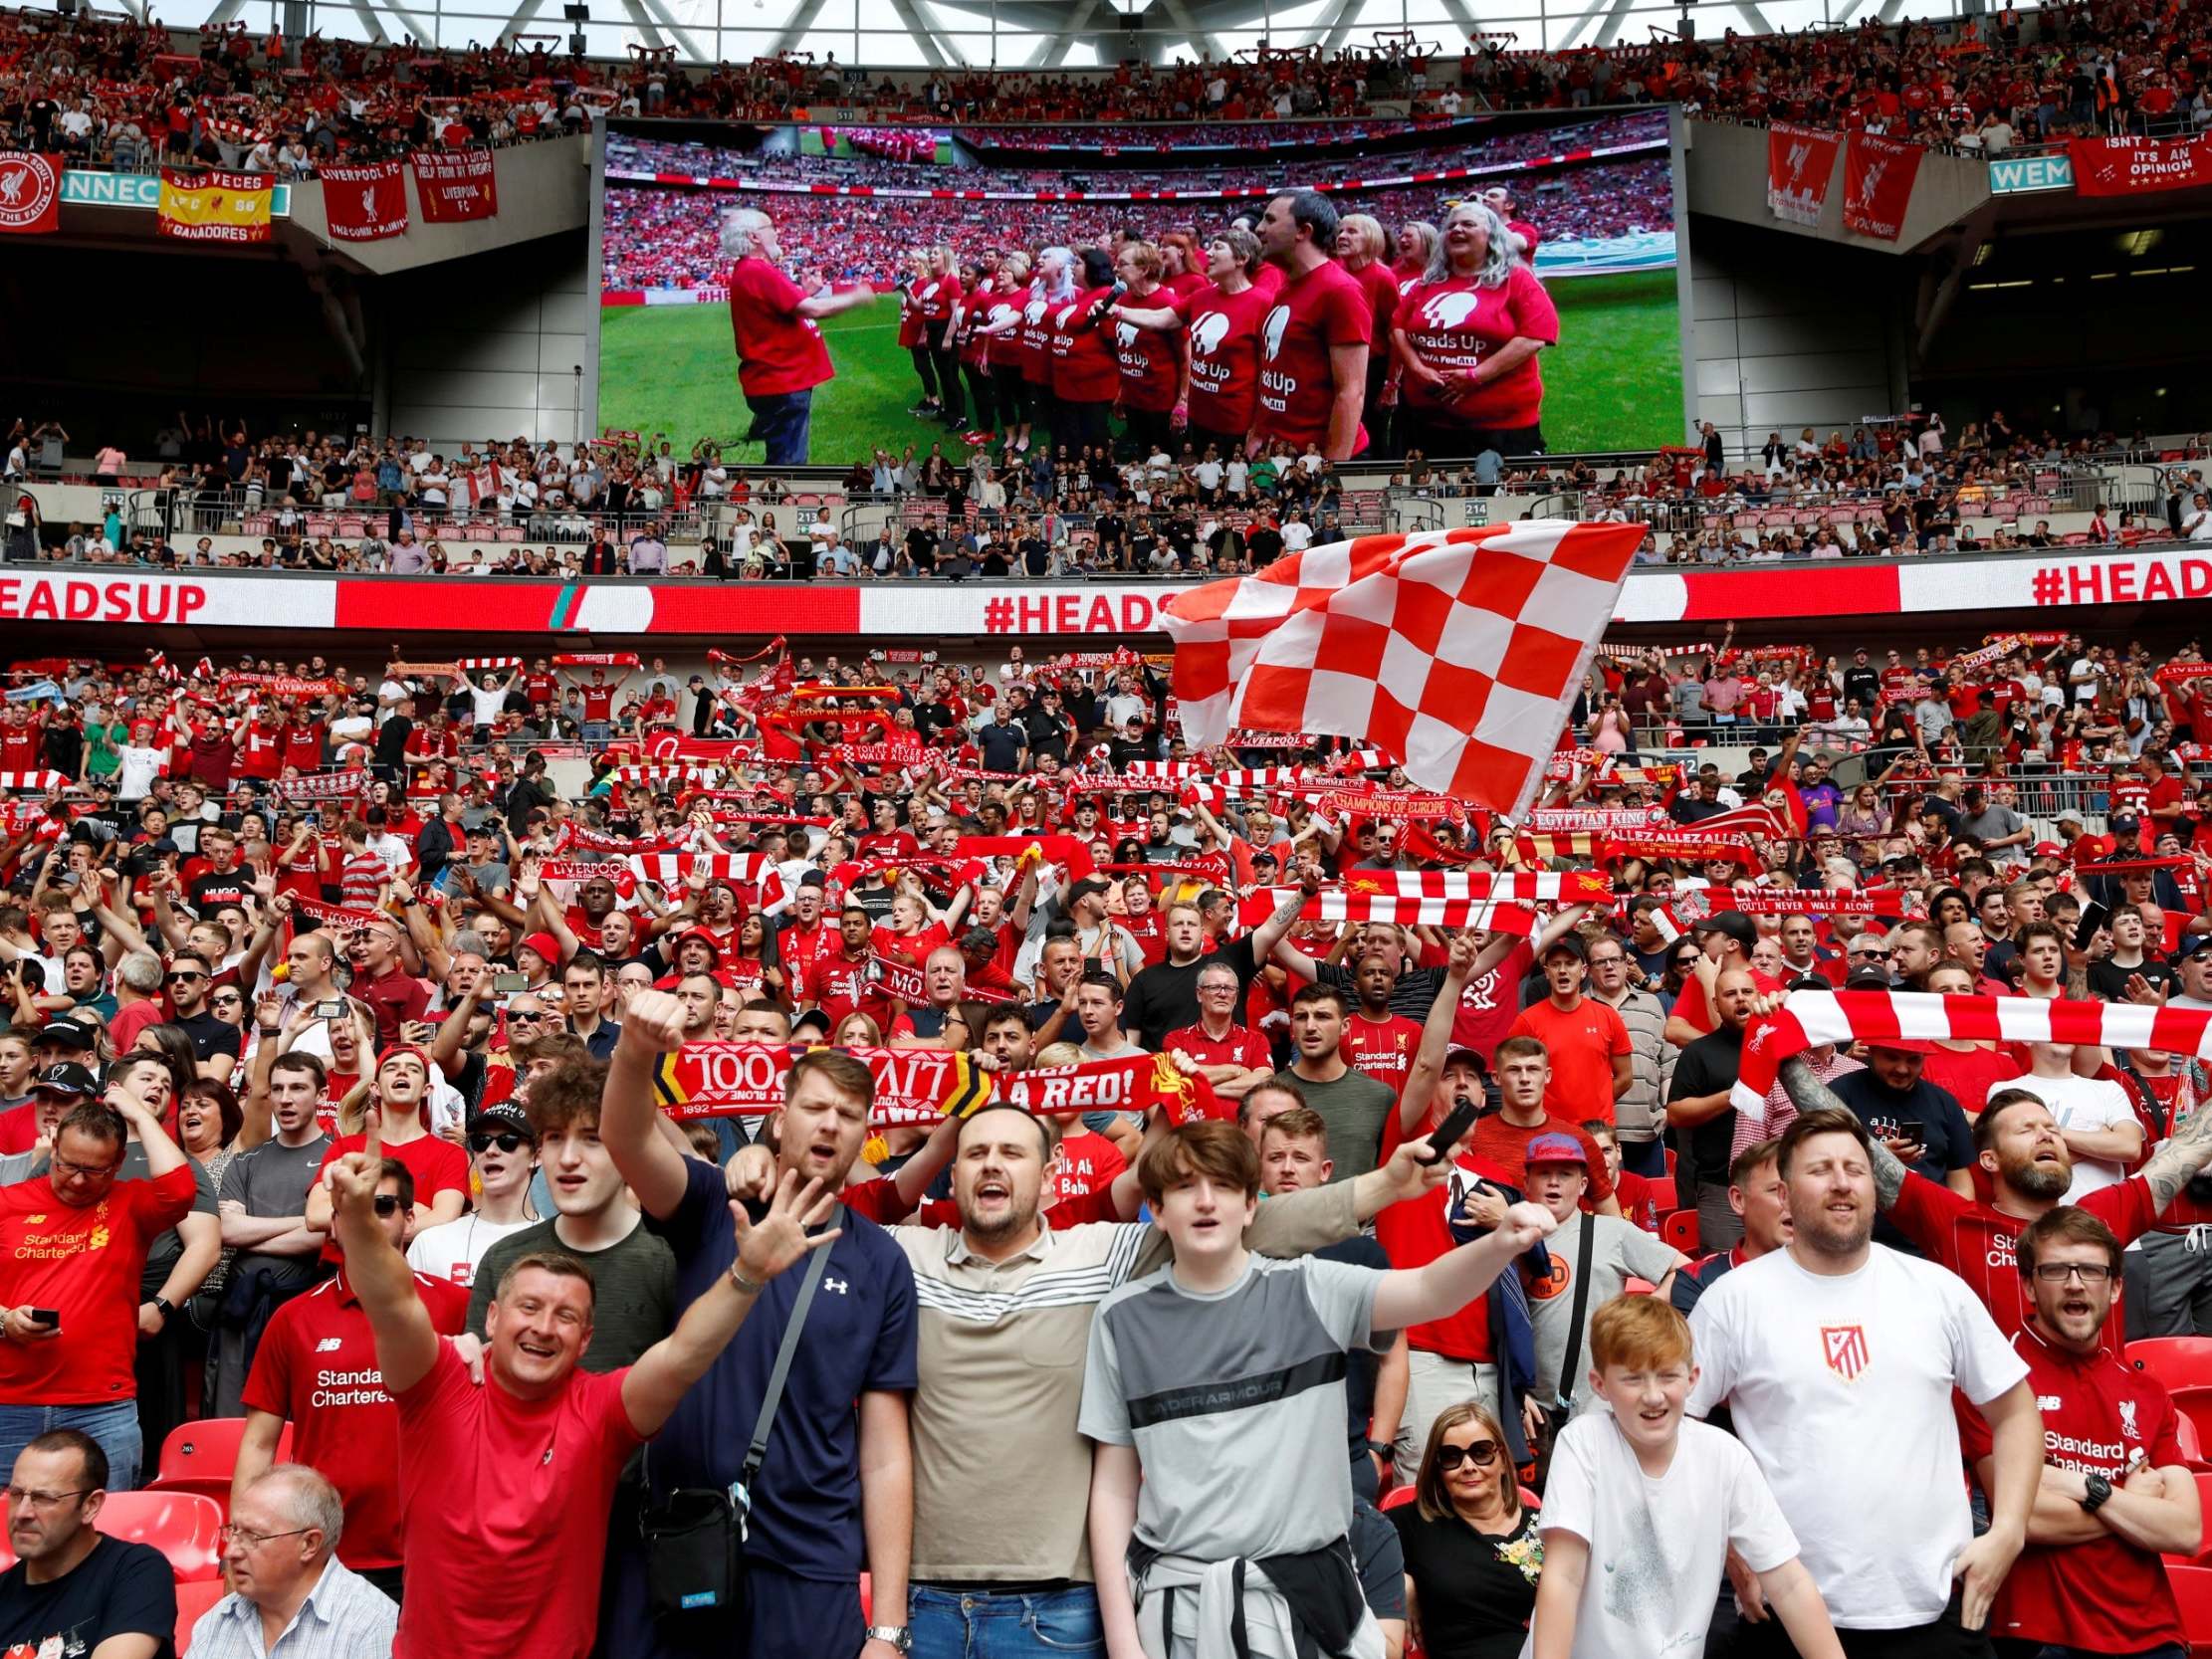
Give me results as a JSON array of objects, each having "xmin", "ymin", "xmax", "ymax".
[
  {"xmin": 1584, "ymin": 934, "xmax": 1670, "ymax": 1178},
  {"xmin": 236, "ymin": 1158, "xmax": 468, "ymax": 1604},
  {"xmin": 163, "ymin": 950, "xmax": 243, "ymax": 1083},
  {"xmin": 1162, "ymin": 962, "xmax": 1275, "ymax": 1103},
  {"xmin": 192, "ymin": 1463, "xmax": 397, "ymax": 1655},
  {"xmin": 0, "ymin": 1429, "xmax": 175, "ymax": 1657},
  {"xmin": 0, "ymin": 1090, "xmax": 195, "ymax": 1488},
  {"xmin": 1841, "ymin": 931, "xmax": 1895, "ymax": 986},
  {"xmin": 408, "ymin": 1102, "xmax": 541, "ymax": 1290}
]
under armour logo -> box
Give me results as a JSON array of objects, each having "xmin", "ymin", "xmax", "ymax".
[{"xmin": 821, "ymin": 1277, "xmax": 849, "ymax": 1295}]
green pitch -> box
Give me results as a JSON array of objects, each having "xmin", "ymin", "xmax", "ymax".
[{"xmin": 595, "ymin": 268, "xmax": 1684, "ymax": 468}]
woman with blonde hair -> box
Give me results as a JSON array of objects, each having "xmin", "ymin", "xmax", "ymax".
[
  {"xmin": 1390, "ymin": 1401, "xmax": 1540, "ymax": 1658},
  {"xmin": 1393, "ymin": 198, "xmax": 1559, "ymax": 460}
]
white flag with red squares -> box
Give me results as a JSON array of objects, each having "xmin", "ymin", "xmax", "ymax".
[{"xmin": 1159, "ymin": 522, "xmax": 1646, "ymax": 815}]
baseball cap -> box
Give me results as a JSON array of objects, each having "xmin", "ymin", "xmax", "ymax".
[
  {"xmin": 2031, "ymin": 841, "xmax": 2065, "ymax": 859},
  {"xmin": 2173, "ymin": 934, "xmax": 2212, "ymax": 967},
  {"xmin": 1442, "ymin": 1046, "xmax": 1488, "ymax": 1077},
  {"xmin": 518, "ymin": 932, "xmax": 562, "ymax": 966},
  {"xmin": 1067, "ymin": 876, "xmax": 1112, "ymax": 905},
  {"xmin": 1539, "ymin": 933, "xmax": 1588, "ymax": 962},
  {"xmin": 471, "ymin": 1101, "xmax": 537, "ymax": 1142},
  {"xmin": 1863, "ymin": 1035, "xmax": 1937, "ymax": 1055},
  {"xmin": 1697, "ymin": 912, "xmax": 1760, "ymax": 952},
  {"xmin": 1523, "ymin": 1133, "xmax": 1589, "ymax": 1167},
  {"xmin": 34, "ymin": 1022, "xmax": 97, "ymax": 1053},
  {"xmin": 31, "ymin": 1062, "xmax": 98, "ymax": 1098}
]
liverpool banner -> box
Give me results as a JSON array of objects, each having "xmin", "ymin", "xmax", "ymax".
[
  {"xmin": 1840, "ymin": 131, "xmax": 1922, "ymax": 242},
  {"xmin": 409, "ymin": 148, "xmax": 498, "ymax": 222},
  {"xmin": 1767, "ymin": 123, "xmax": 1841, "ymax": 226},
  {"xmin": 2069, "ymin": 134, "xmax": 2212, "ymax": 197},
  {"xmin": 0, "ymin": 152, "xmax": 62, "ymax": 235},
  {"xmin": 157, "ymin": 167, "xmax": 273, "ymax": 243},
  {"xmin": 321, "ymin": 157, "xmax": 407, "ymax": 241}
]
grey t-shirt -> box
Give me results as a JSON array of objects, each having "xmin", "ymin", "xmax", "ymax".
[
  {"xmin": 1270, "ymin": 1066, "xmax": 1399, "ymax": 1180},
  {"xmin": 468, "ymin": 1213, "xmax": 678, "ymax": 1372},
  {"xmin": 122, "ymin": 1142, "xmax": 218, "ymax": 1301},
  {"xmin": 1529, "ymin": 1211, "xmax": 1680, "ymax": 1412},
  {"xmin": 220, "ymin": 1133, "xmax": 332, "ymax": 1220},
  {"xmin": 1960, "ymin": 805, "xmax": 2026, "ymax": 843},
  {"xmin": 1080, "ymin": 1254, "xmax": 1389, "ymax": 1559}
]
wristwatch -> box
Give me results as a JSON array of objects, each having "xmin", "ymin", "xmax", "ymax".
[
  {"xmin": 865, "ymin": 1628, "xmax": 913, "ymax": 1654},
  {"xmin": 150, "ymin": 1296, "xmax": 175, "ymax": 1322},
  {"xmin": 2081, "ymin": 1472, "xmax": 2112, "ymax": 1513}
]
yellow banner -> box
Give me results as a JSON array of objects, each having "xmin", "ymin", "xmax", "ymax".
[{"xmin": 157, "ymin": 167, "xmax": 272, "ymax": 243}]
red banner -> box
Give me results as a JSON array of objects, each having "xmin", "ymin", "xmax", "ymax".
[
  {"xmin": 0, "ymin": 152, "xmax": 62, "ymax": 235},
  {"xmin": 320, "ymin": 157, "xmax": 407, "ymax": 241},
  {"xmin": 1841, "ymin": 131, "xmax": 1922, "ymax": 242},
  {"xmin": 1766, "ymin": 123, "xmax": 1841, "ymax": 227},
  {"xmin": 409, "ymin": 148, "xmax": 499, "ymax": 222},
  {"xmin": 2070, "ymin": 134, "xmax": 2212, "ymax": 196}
]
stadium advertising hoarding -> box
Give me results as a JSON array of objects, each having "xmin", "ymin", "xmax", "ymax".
[
  {"xmin": 587, "ymin": 110, "xmax": 1693, "ymax": 467},
  {"xmin": 14, "ymin": 547, "xmax": 2206, "ymax": 641}
]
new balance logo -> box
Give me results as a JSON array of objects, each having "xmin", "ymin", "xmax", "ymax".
[
  {"xmin": 316, "ymin": 1338, "xmax": 343, "ymax": 1352},
  {"xmin": 822, "ymin": 1277, "xmax": 849, "ymax": 1295}
]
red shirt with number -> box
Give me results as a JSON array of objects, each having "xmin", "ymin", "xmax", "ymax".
[
  {"xmin": 392, "ymin": 1342, "xmax": 644, "ymax": 1659},
  {"xmin": 725, "ymin": 256, "xmax": 834, "ymax": 397},
  {"xmin": 0, "ymin": 1163, "xmax": 196, "ymax": 1404},
  {"xmin": 1340, "ymin": 1011, "xmax": 1424, "ymax": 1097},
  {"xmin": 242, "ymin": 1269, "xmax": 470, "ymax": 1568},
  {"xmin": 1252, "ymin": 258, "xmax": 1371, "ymax": 452},
  {"xmin": 1956, "ymin": 1327, "xmax": 2185, "ymax": 1654}
]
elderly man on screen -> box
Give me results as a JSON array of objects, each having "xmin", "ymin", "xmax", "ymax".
[
  {"xmin": 722, "ymin": 206, "xmax": 877, "ymax": 467},
  {"xmin": 190, "ymin": 1464, "xmax": 396, "ymax": 1658}
]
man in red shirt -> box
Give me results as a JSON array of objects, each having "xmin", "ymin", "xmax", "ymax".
[
  {"xmin": 1958, "ymin": 1207, "xmax": 2197, "ymax": 1656},
  {"xmin": 0, "ymin": 1086, "xmax": 197, "ymax": 1488},
  {"xmin": 722, "ymin": 205, "xmax": 877, "ymax": 465},
  {"xmin": 1503, "ymin": 934, "xmax": 1632, "ymax": 1126},
  {"xmin": 1161, "ymin": 959, "xmax": 1274, "ymax": 1103},
  {"xmin": 1338, "ymin": 955, "xmax": 1424, "ymax": 1100},
  {"xmin": 802, "ymin": 903, "xmax": 895, "ymax": 1032},
  {"xmin": 349, "ymin": 919, "xmax": 429, "ymax": 1049},
  {"xmin": 327, "ymin": 1019, "xmax": 841, "ymax": 1659},
  {"xmin": 1251, "ymin": 189, "xmax": 1372, "ymax": 460},
  {"xmin": 1470, "ymin": 1037, "xmax": 1620, "ymax": 1207},
  {"xmin": 234, "ymin": 1157, "xmax": 469, "ymax": 1599}
]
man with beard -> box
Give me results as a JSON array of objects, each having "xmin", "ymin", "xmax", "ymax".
[
  {"xmin": 1685, "ymin": 1104, "xmax": 2044, "ymax": 1650},
  {"xmin": 881, "ymin": 1099, "xmax": 1452, "ymax": 1659},
  {"xmin": 1959, "ymin": 1207, "xmax": 2199, "ymax": 1658}
]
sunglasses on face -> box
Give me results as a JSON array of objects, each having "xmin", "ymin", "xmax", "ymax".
[
  {"xmin": 1438, "ymin": 1439, "xmax": 1500, "ymax": 1471},
  {"xmin": 371, "ymin": 1195, "xmax": 404, "ymax": 1217},
  {"xmin": 468, "ymin": 1131, "xmax": 531, "ymax": 1155}
]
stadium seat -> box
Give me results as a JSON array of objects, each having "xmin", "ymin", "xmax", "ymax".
[
  {"xmin": 146, "ymin": 1418, "xmax": 291, "ymax": 1517},
  {"xmin": 93, "ymin": 1490, "xmax": 225, "ymax": 1580},
  {"xmin": 2167, "ymin": 1563, "xmax": 2212, "ymax": 1656},
  {"xmin": 175, "ymin": 1575, "xmax": 228, "ymax": 1653},
  {"xmin": 1645, "ymin": 1176, "xmax": 1677, "ymax": 1212},
  {"xmin": 2130, "ymin": 1340, "xmax": 2212, "ymax": 1391},
  {"xmin": 1660, "ymin": 1210, "xmax": 1700, "ymax": 1253},
  {"xmin": 2172, "ymin": 1389, "xmax": 2212, "ymax": 1458},
  {"xmin": 2178, "ymin": 1406, "xmax": 2209, "ymax": 1469},
  {"xmin": 1380, "ymin": 1484, "xmax": 1416, "ymax": 1511}
]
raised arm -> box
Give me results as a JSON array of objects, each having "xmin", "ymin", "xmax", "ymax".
[
  {"xmin": 1372, "ymin": 1200, "xmax": 1556, "ymax": 1330},
  {"xmin": 596, "ymin": 988, "xmax": 696, "ymax": 1220},
  {"xmin": 1397, "ymin": 931, "xmax": 1480, "ymax": 1137},
  {"xmin": 620, "ymin": 1170, "xmax": 839, "ymax": 1436},
  {"xmin": 328, "ymin": 1117, "xmax": 439, "ymax": 1394}
]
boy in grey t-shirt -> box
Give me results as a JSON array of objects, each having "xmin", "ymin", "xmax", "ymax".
[{"xmin": 1080, "ymin": 1120, "xmax": 1555, "ymax": 1659}]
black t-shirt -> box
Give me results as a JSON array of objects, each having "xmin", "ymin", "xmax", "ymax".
[
  {"xmin": 1387, "ymin": 1503, "xmax": 1539, "ymax": 1659},
  {"xmin": 174, "ymin": 1007, "xmax": 243, "ymax": 1065},
  {"xmin": 187, "ymin": 869, "xmax": 251, "ymax": 913},
  {"xmin": 0, "ymin": 1535, "xmax": 177, "ymax": 1659},
  {"xmin": 1667, "ymin": 1027, "xmax": 1743, "ymax": 1186},
  {"xmin": 1829, "ymin": 1068, "xmax": 1974, "ymax": 1253},
  {"xmin": 2088, "ymin": 956, "xmax": 2176, "ymax": 1003},
  {"xmin": 1122, "ymin": 936, "xmax": 1261, "ymax": 1052}
]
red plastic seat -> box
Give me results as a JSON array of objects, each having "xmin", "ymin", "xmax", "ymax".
[
  {"xmin": 146, "ymin": 1418, "xmax": 290, "ymax": 1520},
  {"xmin": 1645, "ymin": 1176, "xmax": 1677, "ymax": 1212},
  {"xmin": 1660, "ymin": 1209, "xmax": 1700, "ymax": 1254},
  {"xmin": 94, "ymin": 1490, "xmax": 224, "ymax": 1581},
  {"xmin": 2176, "ymin": 1406, "xmax": 2205, "ymax": 1467},
  {"xmin": 2165, "ymin": 1562, "xmax": 2212, "ymax": 1655},
  {"xmin": 175, "ymin": 1575, "xmax": 229, "ymax": 1653},
  {"xmin": 2172, "ymin": 1389, "xmax": 2212, "ymax": 1462},
  {"xmin": 2131, "ymin": 1340, "xmax": 2212, "ymax": 1392}
]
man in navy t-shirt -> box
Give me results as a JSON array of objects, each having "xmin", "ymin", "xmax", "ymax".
[
  {"xmin": 0, "ymin": 1432, "xmax": 174, "ymax": 1659},
  {"xmin": 597, "ymin": 997, "xmax": 919, "ymax": 1659}
]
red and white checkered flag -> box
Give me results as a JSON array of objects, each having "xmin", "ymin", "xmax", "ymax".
[{"xmin": 1160, "ymin": 523, "xmax": 1645, "ymax": 815}]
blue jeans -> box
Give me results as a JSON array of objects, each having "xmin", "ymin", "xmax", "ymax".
[
  {"xmin": 912, "ymin": 1584, "xmax": 1104, "ymax": 1658},
  {"xmin": 747, "ymin": 388, "xmax": 815, "ymax": 467},
  {"xmin": 0, "ymin": 1399, "xmax": 144, "ymax": 1491}
]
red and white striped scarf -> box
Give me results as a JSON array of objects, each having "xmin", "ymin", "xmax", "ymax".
[
  {"xmin": 0, "ymin": 771, "xmax": 67, "ymax": 794},
  {"xmin": 1244, "ymin": 871, "xmax": 1593, "ymax": 927},
  {"xmin": 1732, "ymin": 990, "xmax": 2212, "ymax": 1115},
  {"xmin": 627, "ymin": 852, "xmax": 785, "ymax": 904},
  {"xmin": 1653, "ymin": 887, "xmax": 1915, "ymax": 943}
]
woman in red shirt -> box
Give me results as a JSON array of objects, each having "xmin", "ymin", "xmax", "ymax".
[
  {"xmin": 1393, "ymin": 198, "xmax": 1560, "ymax": 461},
  {"xmin": 896, "ymin": 252, "xmax": 938, "ymax": 419},
  {"xmin": 1113, "ymin": 227, "xmax": 1270, "ymax": 461},
  {"xmin": 1108, "ymin": 242, "xmax": 1185, "ymax": 462},
  {"xmin": 1048, "ymin": 246, "xmax": 1122, "ymax": 455},
  {"xmin": 973, "ymin": 250, "xmax": 1034, "ymax": 455}
]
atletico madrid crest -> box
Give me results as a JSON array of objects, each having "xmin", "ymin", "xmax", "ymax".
[{"xmin": 1821, "ymin": 1324, "xmax": 1869, "ymax": 1381}]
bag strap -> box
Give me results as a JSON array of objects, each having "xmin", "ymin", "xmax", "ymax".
[
  {"xmin": 1556, "ymin": 1209, "xmax": 1598, "ymax": 1411},
  {"xmin": 739, "ymin": 1214, "xmax": 836, "ymax": 1495}
]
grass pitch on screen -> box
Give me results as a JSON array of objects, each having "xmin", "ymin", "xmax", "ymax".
[{"xmin": 596, "ymin": 270, "xmax": 1684, "ymax": 466}]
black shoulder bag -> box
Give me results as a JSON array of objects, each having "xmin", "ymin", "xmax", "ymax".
[
  {"xmin": 640, "ymin": 1228, "xmax": 835, "ymax": 1639},
  {"xmin": 1527, "ymin": 1208, "xmax": 1596, "ymax": 1493}
]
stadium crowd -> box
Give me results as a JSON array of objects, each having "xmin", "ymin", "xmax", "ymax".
[
  {"xmin": 1, "ymin": 620, "xmax": 2211, "ymax": 1655},
  {"xmin": 7, "ymin": 0, "xmax": 2210, "ymax": 186}
]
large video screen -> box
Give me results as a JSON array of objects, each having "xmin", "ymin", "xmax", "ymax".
[{"xmin": 591, "ymin": 109, "xmax": 1688, "ymax": 465}]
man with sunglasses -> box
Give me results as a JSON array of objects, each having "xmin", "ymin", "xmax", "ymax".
[
  {"xmin": 0, "ymin": 1089, "xmax": 195, "ymax": 1490},
  {"xmin": 162, "ymin": 949, "xmax": 242, "ymax": 1083},
  {"xmin": 236, "ymin": 1157, "xmax": 468, "ymax": 1604},
  {"xmin": 408, "ymin": 1103, "xmax": 541, "ymax": 1290}
]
